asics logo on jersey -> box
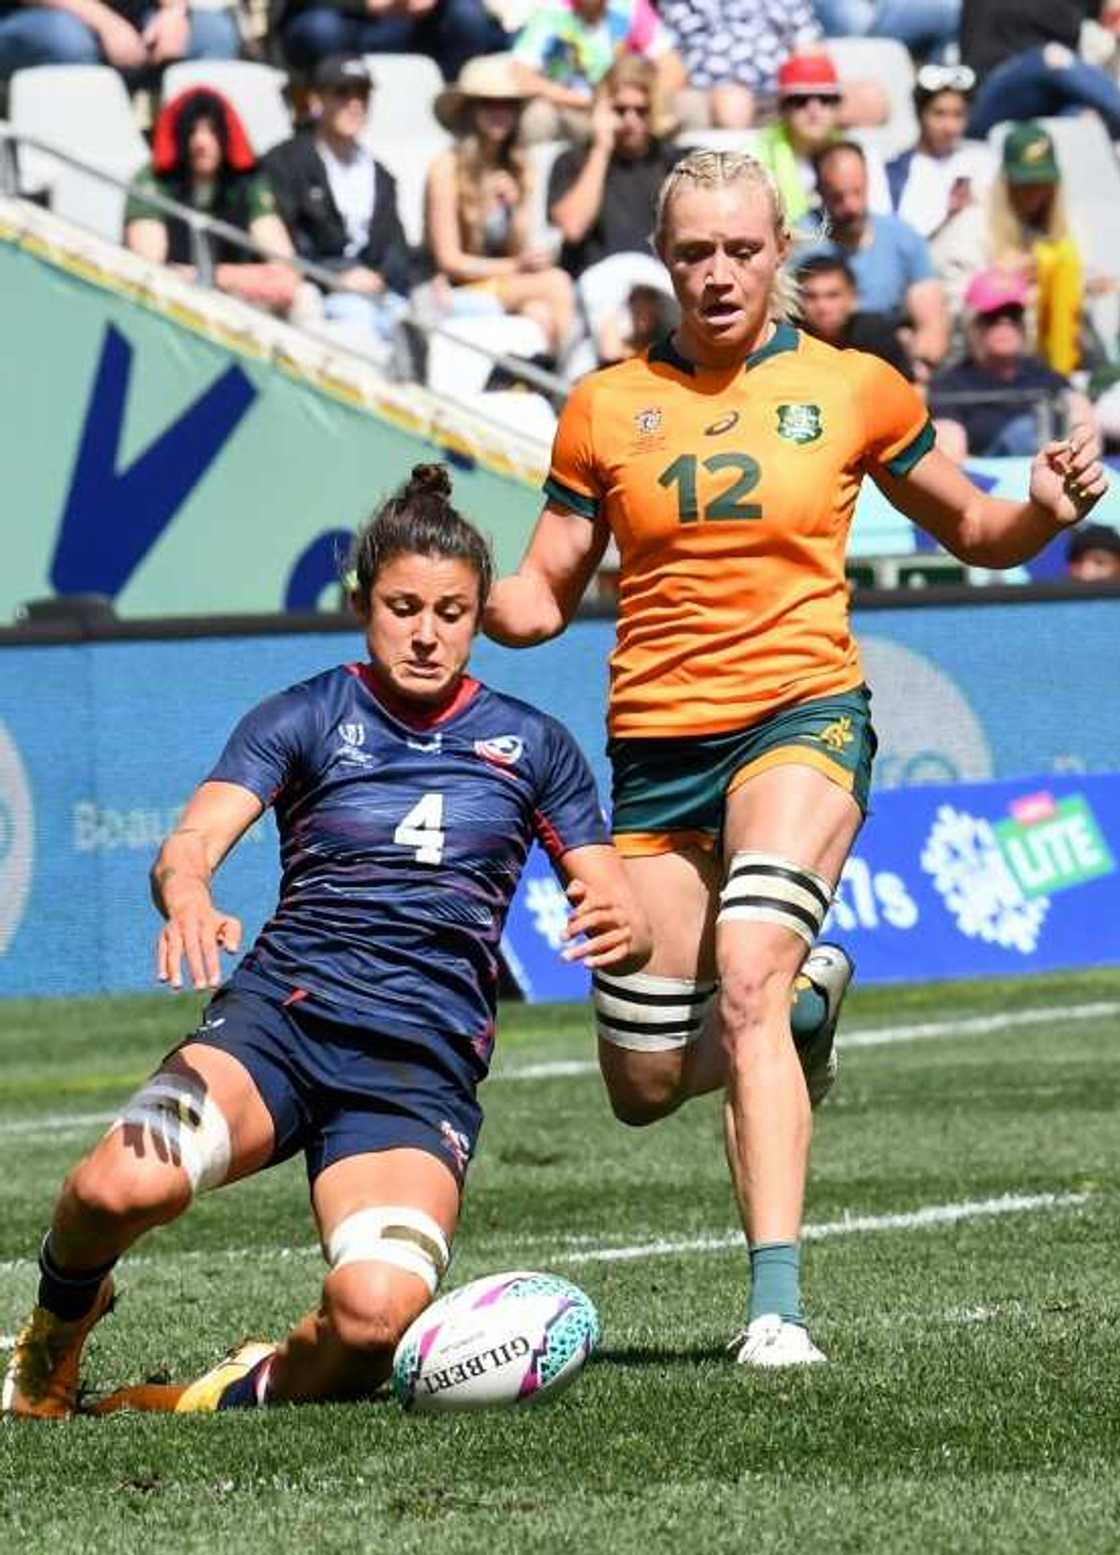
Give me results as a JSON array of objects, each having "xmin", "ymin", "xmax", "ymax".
[
  {"xmin": 474, "ymin": 736, "xmax": 524, "ymax": 767},
  {"xmin": 338, "ymin": 723, "xmax": 365, "ymax": 747},
  {"xmin": 704, "ymin": 411, "xmax": 740, "ymax": 436}
]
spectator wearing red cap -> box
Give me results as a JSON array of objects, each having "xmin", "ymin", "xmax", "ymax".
[
  {"xmin": 755, "ymin": 53, "xmax": 889, "ymax": 223},
  {"xmin": 930, "ymin": 268, "xmax": 1095, "ymax": 462},
  {"xmin": 125, "ymin": 89, "xmax": 306, "ymax": 320}
]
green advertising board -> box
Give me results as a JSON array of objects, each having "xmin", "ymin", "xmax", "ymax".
[{"xmin": 0, "ymin": 210, "xmax": 544, "ymax": 620}]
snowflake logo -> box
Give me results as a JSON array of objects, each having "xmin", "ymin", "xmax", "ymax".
[
  {"xmin": 524, "ymin": 876, "xmax": 571, "ymax": 951},
  {"xmin": 920, "ymin": 804, "xmax": 1049, "ymax": 954}
]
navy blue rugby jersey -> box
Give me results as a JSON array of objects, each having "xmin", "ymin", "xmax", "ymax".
[{"xmin": 207, "ymin": 663, "xmax": 608, "ymax": 1069}]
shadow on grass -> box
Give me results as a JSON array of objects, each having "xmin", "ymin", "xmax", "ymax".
[{"xmin": 591, "ymin": 1343, "xmax": 728, "ymax": 1368}]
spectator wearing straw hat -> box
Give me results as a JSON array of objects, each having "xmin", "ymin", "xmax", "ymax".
[
  {"xmin": 426, "ymin": 53, "xmax": 576, "ymax": 358},
  {"xmin": 930, "ymin": 268, "xmax": 1094, "ymax": 462}
]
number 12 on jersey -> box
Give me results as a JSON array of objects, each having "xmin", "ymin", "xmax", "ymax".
[
  {"xmin": 658, "ymin": 451, "xmax": 762, "ymax": 523},
  {"xmin": 394, "ymin": 792, "xmax": 446, "ymax": 863}
]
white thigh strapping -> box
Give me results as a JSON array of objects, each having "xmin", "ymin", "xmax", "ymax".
[
  {"xmin": 326, "ymin": 1207, "xmax": 451, "ymax": 1296},
  {"xmin": 717, "ymin": 851, "xmax": 832, "ymax": 946},
  {"xmin": 592, "ymin": 969, "xmax": 717, "ymax": 1051},
  {"xmin": 110, "ymin": 1074, "xmax": 232, "ymax": 1194}
]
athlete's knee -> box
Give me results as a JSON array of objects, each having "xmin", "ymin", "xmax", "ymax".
[
  {"xmin": 716, "ymin": 960, "xmax": 794, "ymax": 1052},
  {"xmin": 322, "ymin": 1264, "xmax": 418, "ymax": 1359},
  {"xmin": 605, "ymin": 1071, "xmax": 682, "ymax": 1127},
  {"xmin": 62, "ymin": 1148, "xmax": 191, "ymax": 1231},
  {"xmin": 322, "ymin": 1205, "xmax": 450, "ymax": 1356}
]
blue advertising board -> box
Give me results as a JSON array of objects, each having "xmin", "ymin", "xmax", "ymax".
[{"xmin": 1, "ymin": 599, "xmax": 1118, "ymax": 999}]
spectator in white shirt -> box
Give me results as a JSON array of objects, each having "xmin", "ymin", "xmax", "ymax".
[
  {"xmin": 885, "ymin": 64, "xmax": 996, "ymax": 242},
  {"xmin": 264, "ymin": 57, "xmax": 413, "ymax": 366}
]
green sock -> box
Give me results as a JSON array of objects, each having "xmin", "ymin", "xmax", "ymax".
[
  {"xmin": 748, "ymin": 1241, "xmax": 803, "ymax": 1326},
  {"xmin": 790, "ymin": 983, "xmax": 827, "ymax": 1046}
]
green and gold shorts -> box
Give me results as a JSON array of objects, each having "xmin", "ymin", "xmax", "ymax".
[{"xmin": 608, "ymin": 686, "xmax": 876, "ymax": 857}]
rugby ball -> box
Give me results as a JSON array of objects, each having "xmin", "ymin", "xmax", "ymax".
[{"xmin": 391, "ymin": 1270, "xmax": 600, "ymax": 1413}]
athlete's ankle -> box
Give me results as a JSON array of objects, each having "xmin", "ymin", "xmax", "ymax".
[
  {"xmin": 747, "ymin": 1240, "xmax": 804, "ymax": 1327},
  {"xmin": 36, "ymin": 1234, "xmax": 117, "ymax": 1321}
]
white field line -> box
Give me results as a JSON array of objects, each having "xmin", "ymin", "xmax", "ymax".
[
  {"xmin": 552, "ymin": 1191, "xmax": 1088, "ymax": 1266},
  {"xmin": 0, "ymin": 1189, "xmax": 1090, "ymax": 1280},
  {"xmin": 2, "ymin": 999, "xmax": 1117, "ymax": 1142}
]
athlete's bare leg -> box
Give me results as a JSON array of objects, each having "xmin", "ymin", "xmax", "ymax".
[
  {"xmin": 596, "ymin": 844, "xmax": 721, "ymax": 1124},
  {"xmin": 266, "ymin": 1148, "xmax": 461, "ymax": 1403},
  {"xmin": 3, "ymin": 1045, "xmax": 275, "ymax": 1417},
  {"xmin": 718, "ymin": 765, "xmax": 861, "ymax": 1244},
  {"xmin": 50, "ymin": 1044, "xmax": 275, "ymax": 1271}
]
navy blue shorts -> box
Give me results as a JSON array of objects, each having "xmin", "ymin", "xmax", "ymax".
[{"xmin": 176, "ymin": 984, "xmax": 482, "ymax": 1186}]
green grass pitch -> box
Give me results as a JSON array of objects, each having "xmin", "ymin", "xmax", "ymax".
[{"xmin": 2, "ymin": 970, "xmax": 1119, "ymax": 1554}]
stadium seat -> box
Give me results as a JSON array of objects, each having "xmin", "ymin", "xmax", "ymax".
[
  {"xmin": 476, "ymin": 389, "xmax": 558, "ymax": 442},
  {"xmin": 160, "ymin": 61, "xmax": 293, "ymax": 157},
  {"xmin": 361, "ymin": 54, "xmax": 450, "ymax": 248},
  {"xmin": 362, "ymin": 52, "xmax": 445, "ymax": 143},
  {"xmin": 9, "ymin": 65, "xmax": 148, "ymax": 242},
  {"xmin": 526, "ymin": 138, "xmax": 567, "ymax": 247},
  {"xmin": 425, "ymin": 313, "xmax": 550, "ymax": 397},
  {"xmin": 825, "ymin": 36, "xmax": 919, "ymax": 163}
]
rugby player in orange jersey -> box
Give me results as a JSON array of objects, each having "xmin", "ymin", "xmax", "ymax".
[{"xmin": 485, "ymin": 149, "xmax": 1108, "ymax": 1368}]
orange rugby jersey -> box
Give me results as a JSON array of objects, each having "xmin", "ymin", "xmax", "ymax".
[{"xmin": 545, "ymin": 323, "xmax": 932, "ymax": 739}]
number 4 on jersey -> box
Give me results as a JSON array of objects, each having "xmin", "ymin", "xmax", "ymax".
[{"xmin": 394, "ymin": 793, "xmax": 446, "ymax": 863}]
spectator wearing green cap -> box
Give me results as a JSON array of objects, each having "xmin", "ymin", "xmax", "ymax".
[{"xmin": 934, "ymin": 121, "xmax": 1093, "ymax": 376}]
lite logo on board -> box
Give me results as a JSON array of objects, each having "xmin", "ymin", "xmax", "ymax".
[{"xmin": 921, "ymin": 791, "xmax": 1116, "ymax": 955}]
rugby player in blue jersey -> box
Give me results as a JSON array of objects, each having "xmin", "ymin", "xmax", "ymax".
[{"xmin": 3, "ymin": 463, "xmax": 649, "ymax": 1419}]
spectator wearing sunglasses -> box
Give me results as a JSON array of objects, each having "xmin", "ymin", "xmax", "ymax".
[
  {"xmin": 547, "ymin": 55, "xmax": 683, "ymax": 362},
  {"xmin": 930, "ymin": 268, "xmax": 1095, "ymax": 462},
  {"xmin": 755, "ymin": 53, "xmax": 889, "ymax": 226},
  {"xmin": 809, "ymin": 0, "xmax": 960, "ymax": 61},
  {"xmin": 885, "ymin": 65, "xmax": 996, "ymax": 242},
  {"xmin": 962, "ymin": 0, "xmax": 1120, "ymax": 141}
]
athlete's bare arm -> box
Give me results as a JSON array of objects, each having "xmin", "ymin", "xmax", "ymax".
[
  {"xmin": 484, "ymin": 502, "xmax": 610, "ymax": 646},
  {"xmin": 558, "ymin": 843, "xmax": 652, "ymax": 973},
  {"xmin": 876, "ymin": 425, "xmax": 1109, "ymax": 569},
  {"xmin": 151, "ymin": 780, "xmax": 263, "ymax": 991}
]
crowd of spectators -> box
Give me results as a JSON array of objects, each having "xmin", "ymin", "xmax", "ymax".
[{"xmin": 7, "ymin": 0, "xmax": 1120, "ymax": 483}]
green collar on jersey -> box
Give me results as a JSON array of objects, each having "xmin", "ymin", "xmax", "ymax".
[{"xmin": 649, "ymin": 320, "xmax": 800, "ymax": 376}]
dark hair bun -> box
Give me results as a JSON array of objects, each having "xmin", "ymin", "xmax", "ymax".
[{"xmin": 405, "ymin": 463, "xmax": 452, "ymax": 501}]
